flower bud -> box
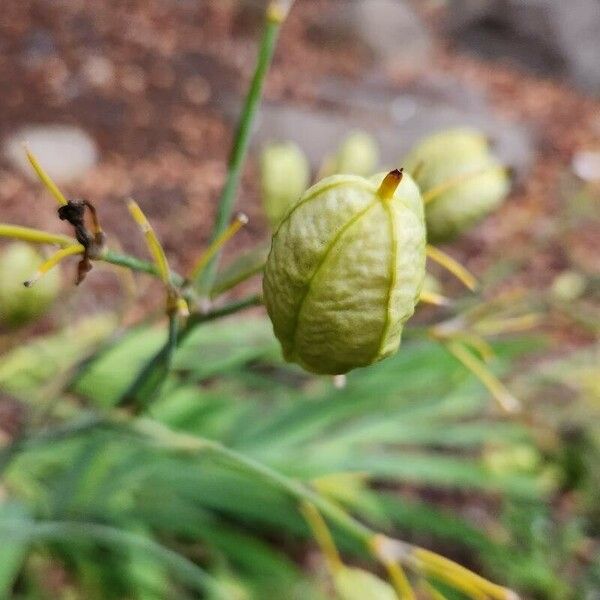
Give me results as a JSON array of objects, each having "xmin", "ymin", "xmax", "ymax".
[
  {"xmin": 0, "ymin": 243, "xmax": 61, "ymax": 328},
  {"xmin": 260, "ymin": 142, "xmax": 310, "ymax": 229},
  {"xmin": 322, "ymin": 131, "xmax": 380, "ymax": 178},
  {"xmin": 404, "ymin": 128, "xmax": 510, "ymax": 242},
  {"xmin": 334, "ymin": 567, "xmax": 396, "ymax": 600},
  {"xmin": 263, "ymin": 170, "xmax": 426, "ymax": 375}
]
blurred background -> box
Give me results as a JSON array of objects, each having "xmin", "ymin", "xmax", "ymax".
[{"xmin": 1, "ymin": 1, "xmax": 599, "ymax": 599}]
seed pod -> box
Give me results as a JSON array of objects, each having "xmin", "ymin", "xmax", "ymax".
[
  {"xmin": 404, "ymin": 128, "xmax": 510, "ymax": 242},
  {"xmin": 260, "ymin": 142, "xmax": 310, "ymax": 229},
  {"xmin": 322, "ymin": 131, "xmax": 379, "ymax": 178},
  {"xmin": 0, "ymin": 243, "xmax": 61, "ymax": 328},
  {"xmin": 263, "ymin": 170, "xmax": 426, "ymax": 375},
  {"xmin": 334, "ymin": 567, "xmax": 397, "ymax": 600}
]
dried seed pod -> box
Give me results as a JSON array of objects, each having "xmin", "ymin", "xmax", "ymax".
[
  {"xmin": 404, "ymin": 128, "xmax": 510, "ymax": 242},
  {"xmin": 0, "ymin": 243, "xmax": 60, "ymax": 328},
  {"xmin": 263, "ymin": 170, "xmax": 426, "ymax": 375},
  {"xmin": 260, "ymin": 142, "xmax": 310, "ymax": 229}
]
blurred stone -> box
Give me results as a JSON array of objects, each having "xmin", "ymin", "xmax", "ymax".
[
  {"xmin": 444, "ymin": 0, "xmax": 600, "ymax": 94},
  {"xmin": 4, "ymin": 124, "xmax": 99, "ymax": 182},
  {"xmin": 307, "ymin": 0, "xmax": 431, "ymax": 71},
  {"xmin": 255, "ymin": 74, "xmax": 534, "ymax": 179},
  {"xmin": 81, "ymin": 55, "xmax": 115, "ymax": 88},
  {"xmin": 572, "ymin": 151, "xmax": 600, "ymax": 182},
  {"xmin": 21, "ymin": 28, "xmax": 56, "ymax": 67}
]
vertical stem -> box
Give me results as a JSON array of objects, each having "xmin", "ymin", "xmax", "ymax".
[
  {"xmin": 117, "ymin": 314, "xmax": 179, "ymax": 411},
  {"xmin": 195, "ymin": 2, "xmax": 291, "ymax": 294}
]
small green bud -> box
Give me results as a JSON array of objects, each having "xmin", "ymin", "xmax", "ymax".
[
  {"xmin": 551, "ymin": 270, "xmax": 587, "ymax": 302},
  {"xmin": 263, "ymin": 170, "xmax": 426, "ymax": 375},
  {"xmin": 0, "ymin": 243, "xmax": 61, "ymax": 328},
  {"xmin": 334, "ymin": 567, "xmax": 397, "ymax": 600},
  {"xmin": 323, "ymin": 131, "xmax": 380, "ymax": 178},
  {"xmin": 260, "ymin": 142, "xmax": 310, "ymax": 229},
  {"xmin": 404, "ymin": 128, "xmax": 510, "ymax": 242}
]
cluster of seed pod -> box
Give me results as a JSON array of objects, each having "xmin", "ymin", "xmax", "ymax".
[{"xmin": 261, "ymin": 128, "xmax": 510, "ymax": 375}]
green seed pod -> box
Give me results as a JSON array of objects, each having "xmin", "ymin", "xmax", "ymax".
[
  {"xmin": 404, "ymin": 128, "xmax": 510, "ymax": 242},
  {"xmin": 263, "ymin": 170, "xmax": 426, "ymax": 375},
  {"xmin": 0, "ymin": 243, "xmax": 61, "ymax": 328},
  {"xmin": 322, "ymin": 131, "xmax": 380, "ymax": 178},
  {"xmin": 334, "ymin": 567, "xmax": 396, "ymax": 600},
  {"xmin": 260, "ymin": 142, "xmax": 310, "ymax": 229},
  {"xmin": 551, "ymin": 270, "xmax": 587, "ymax": 302}
]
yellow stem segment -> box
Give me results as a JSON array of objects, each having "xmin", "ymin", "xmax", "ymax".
[
  {"xmin": 385, "ymin": 561, "xmax": 416, "ymax": 600},
  {"xmin": 413, "ymin": 548, "xmax": 519, "ymax": 600},
  {"xmin": 300, "ymin": 502, "xmax": 343, "ymax": 573},
  {"xmin": 419, "ymin": 290, "xmax": 452, "ymax": 307},
  {"xmin": 423, "ymin": 165, "xmax": 507, "ymax": 206},
  {"xmin": 444, "ymin": 340, "xmax": 521, "ymax": 414},
  {"xmin": 419, "ymin": 580, "xmax": 450, "ymax": 600},
  {"xmin": 24, "ymin": 145, "xmax": 69, "ymax": 206},
  {"xmin": 452, "ymin": 332, "xmax": 495, "ymax": 363},
  {"xmin": 377, "ymin": 169, "xmax": 403, "ymax": 202},
  {"xmin": 426, "ymin": 245, "xmax": 478, "ymax": 291},
  {"xmin": 126, "ymin": 199, "xmax": 171, "ymax": 286},
  {"xmin": 475, "ymin": 314, "xmax": 542, "ymax": 336},
  {"xmin": 24, "ymin": 244, "xmax": 84, "ymax": 287},
  {"xmin": 189, "ymin": 213, "xmax": 248, "ymax": 282},
  {"xmin": 0, "ymin": 224, "xmax": 76, "ymax": 248}
]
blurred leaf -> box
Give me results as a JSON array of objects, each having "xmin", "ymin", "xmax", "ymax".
[{"xmin": 0, "ymin": 501, "xmax": 31, "ymax": 596}]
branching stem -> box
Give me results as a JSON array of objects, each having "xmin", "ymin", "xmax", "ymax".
[{"xmin": 195, "ymin": 2, "xmax": 291, "ymax": 294}]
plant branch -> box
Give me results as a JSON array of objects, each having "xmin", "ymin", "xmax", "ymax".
[
  {"xmin": 115, "ymin": 294, "xmax": 263, "ymax": 409},
  {"xmin": 4, "ymin": 409, "xmax": 518, "ymax": 600},
  {"xmin": 195, "ymin": 1, "xmax": 291, "ymax": 294}
]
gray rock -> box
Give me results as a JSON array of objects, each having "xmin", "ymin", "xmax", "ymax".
[
  {"xmin": 444, "ymin": 0, "xmax": 600, "ymax": 94},
  {"xmin": 4, "ymin": 124, "xmax": 99, "ymax": 182},
  {"xmin": 254, "ymin": 74, "xmax": 534, "ymax": 179},
  {"xmin": 307, "ymin": 0, "xmax": 431, "ymax": 71},
  {"xmin": 353, "ymin": 0, "xmax": 432, "ymax": 66}
]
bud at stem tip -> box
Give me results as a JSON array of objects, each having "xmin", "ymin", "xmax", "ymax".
[{"xmin": 377, "ymin": 169, "xmax": 403, "ymax": 202}]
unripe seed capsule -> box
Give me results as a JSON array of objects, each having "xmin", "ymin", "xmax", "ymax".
[
  {"xmin": 0, "ymin": 242, "xmax": 61, "ymax": 328},
  {"xmin": 260, "ymin": 142, "xmax": 310, "ymax": 229},
  {"xmin": 325, "ymin": 131, "xmax": 380, "ymax": 178},
  {"xmin": 404, "ymin": 128, "xmax": 510, "ymax": 242},
  {"xmin": 263, "ymin": 169, "xmax": 426, "ymax": 375}
]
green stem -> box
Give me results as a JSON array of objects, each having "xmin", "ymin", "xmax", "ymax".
[
  {"xmin": 2, "ymin": 520, "xmax": 223, "ymax": 597},
  {"xmin": 115, "ymin": 294, "xmax": 263, "ymax": 409},
  {"xmin": 117, "ymin": 313, "xmax": 180, "ymax": 410},
  {"xmin": 182, "ymin": 294, "xmax": 263, "ymax": 341},
  {"xmin": 4, "ymin": 412, "xmax": 515, "ymax": 599},
  {"xmin": 195, "ymin": 4, "xmax": 288, "ymax": 294},
  {"xmin": 129, "ymin": 416, "xmax": 374, "ymax": 547},
  {"xmin": 99, "ymin": 249, "xmax": 185, "ymax": 287}
]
